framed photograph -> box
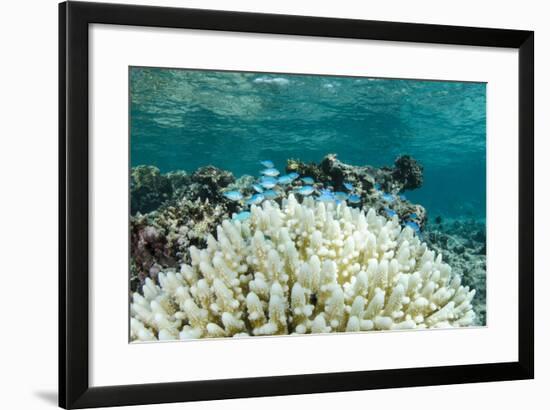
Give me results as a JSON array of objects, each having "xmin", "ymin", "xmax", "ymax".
[{"xmin": 59, "ymin": 1, "xmax": 534, "ymax": 408}]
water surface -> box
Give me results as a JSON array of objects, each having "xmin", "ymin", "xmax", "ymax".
[{"xmin": 130, "ymin": 67, "xmax": 486, "ymax": 219}]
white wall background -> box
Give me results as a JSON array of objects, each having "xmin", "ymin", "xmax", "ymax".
[{"xmin": 0, "ymin": 0, "xmax": 545, "ymax": 409}]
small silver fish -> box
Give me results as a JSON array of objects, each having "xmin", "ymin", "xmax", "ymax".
[
  {"xmin": 301, "ymin": 177, "xmax": 314, "ymax": 184},
  {"xmin": 232, "ymin": 211, "xmax": 251, "ymax": 221},
  {"xmin": 288, "ymin": 172, "xmax": 300, "ymax": 180},
  {"xmin": 343, "ymin": 182, "xmax": 353, "ymax": 191},
  {"xmin": 223, "ymin": 191, "xmax": 243, "ymax": 201},
  {"xmin": 296, "ymin": 185, "xmax": 314, "ymax": 196},
  {"xmin": 261, "ymin": 168, "xmax": 280, "ymax": 177},
  {"xmin": 261, "ymin": 181, "xmax": 277, "ymax": 189},
  {"xmin": 277, "ymin": 175, "xmax": 294, "ymax": 185},
  {"xmin": 385, "ymin": 208, "xmax": 397, "ymax": 218},
  {"xmin": 252, "ymin": 184, "xmax": 264, "ymax": 193},
  {"xmin": 246, "ymin": 194, "xmax": 265, "ymax": 205},
  {"xmin": 317, "ymin": 190, "xmax": 335, "ymax": 202},
  {"xmin": 405, "ymin": 221, "xmax": 420, "ymax": 233},
  {"xmin": 260, "ymin": 160, "xmax": 274, "ymax": 168},
  {"xmin": 334, "ymin": 191, "xmax": 349, "ymax": 201},
  {"xmin": 260, "ymin": 176, "xmax": 278, "ymax": 189},
  {"xmin": 262, "ymin": 189, "xmax": 278, "ymax": 200}
]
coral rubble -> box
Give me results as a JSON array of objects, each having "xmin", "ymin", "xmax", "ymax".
[{"xmin": 131, "ymin": 195, "xmax": 476, "ymax": 341}]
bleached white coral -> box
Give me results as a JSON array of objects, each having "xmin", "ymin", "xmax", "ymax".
[{"xmin": 130, "ymin": 195, "xmax": 476, "ymax": 341}]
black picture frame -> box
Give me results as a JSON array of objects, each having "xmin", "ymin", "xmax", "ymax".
[{"xmin": 59, "ymin": 1, "xmax": 534, "ymax": 408}]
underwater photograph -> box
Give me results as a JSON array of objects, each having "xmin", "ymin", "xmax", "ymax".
[{"xmin": 129, "ymin": 67, "xmax": 486, "ymax": 342}]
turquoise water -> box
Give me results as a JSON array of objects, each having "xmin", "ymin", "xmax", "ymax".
[{"xmin": 130, "ymin": 67, "xmax": 486, "ymax": 220}]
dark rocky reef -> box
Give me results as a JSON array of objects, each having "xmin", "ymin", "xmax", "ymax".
[
  {"xmin": 288, "ymin": 154, "xmax": 427, "ymax": 228},
  {"xmin": 319, "ymin": 154, "xmax": 377, "ymax": 190},
  {"xmin": 130, "ymin": 165, "xmax": 190, "ymax": 214},
  {"xmin": 388, "ymin": 155, "xmax": 424, "ymax": 191},
  {"xmin": 190, "ymin": 166, "xmax": 235, "ymax": 201},
  {"xmin": 286, "ymin": 158, "xmax": 332, "ymax": 184},
  {"xmin": 425, "ymin": 218, "xmax": 487, "ymax": 325},
  {"xmin": 131, "ymin": 165, "xmax": 235, "ymax": 215},
  {"xmin": 307, "ymin": 153, "xmax": 423, "ymax": 193}
]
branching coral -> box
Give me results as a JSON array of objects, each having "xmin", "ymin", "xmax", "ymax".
[{"xmin": 130, "ymin": 195, "xmax": 475, "ymax": 341}]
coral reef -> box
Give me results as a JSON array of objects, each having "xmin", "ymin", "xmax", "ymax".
[
  {"xmin": 317, "ymin": 153, "xmax": 423, "ymax": 193},
  {"xmin": 130, "ymin": 165, "xmax": 189, "ymax": 214},
  {"xmin": 131, "ymin": 195, "xmax": 476, "ymax": 341},
  {"xmin": 130, "ymin": 165, "xmax": 240, "ymax": 290},
  {"xmin": 289, "ymin": 154, "xmax": 427, "ymax": 227},
  {"xmin": 425, "ymin": 218, "xmax": 486, "ymax": 325},
  {"xmin": 190, "ymin": 165, "xmax": 235, "ymax": 201},
  {"xmin": 131, "ymin": 165, "xmax": 235, "ymax": 215},
  {"xmin": 130, "ymin": 155, "xmax": 429, "ymax": 290},
  {"xmin": 130, "ymin": 198, "xmax": 229, "ymax": 291},
  {"xmin": 388, "ymin": 155, "xmax": 424, "ymax": 191},
  {"xmin": 286, "ymin": 158, "xmax": 331, "ymax": 184},
  {"xmin": 223, "ymin": 175, "xmax": 257, "ymax": 197}
]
